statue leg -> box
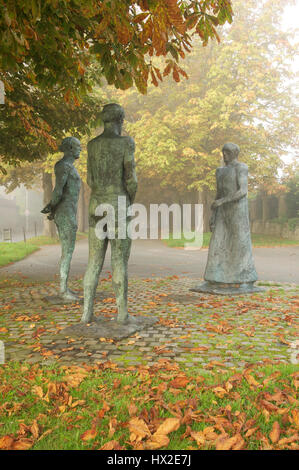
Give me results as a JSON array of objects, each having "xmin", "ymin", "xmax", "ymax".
[
  {"xmin": 110, "ymin": 237, "xmax": 132, "ymax": 324},
  {"xmin": 81, "ymin": 227, "xmax": 108, "ymax": 323},
  {"xmin": 57, "ymin": 222, "xmax": 77, "ymax": 300}
]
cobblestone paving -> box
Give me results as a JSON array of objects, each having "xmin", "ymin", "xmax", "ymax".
[{"xmin": 0, "ymin": 276, "xmax": 298, "ymax": 370}]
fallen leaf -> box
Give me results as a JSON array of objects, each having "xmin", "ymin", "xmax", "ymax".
[
  {"xmin": 144, "ymin": 434, "xmax": 169, "ymax": 450},
  {"xmin": 81, "ymin": 427, "xmax": 97, "ymax": 441},
  {"xmin": 216, "ymin": 434, "xmax": 240, "ymax": 450},
  {"xmin": 100, "ymin": 440, "xmax": 122, "ymax": 450},
  {"xmin": 11, "ymin": 438, "xmax": 34, "ymax": 450},
  {"xmin": 128, "ymin": 403, "xmax": 138, "ymax": 417},
  {"xmin": 128, "ymin": 417, "xmax": 151, "ymax": 442},
  {"xmin": 269, "ymin": 421, "xmax": 280, "ymax": 443},
  {"xmin": 155, "ymin": 418, "xmax": 180, "ymax": 436},
  {"xmin": 0, "ymin": 435, "xmax": 14, "ymax": 449},
  {"xmin": 169, "ymin": 376, "xmax": 189, "ymax": 389}
]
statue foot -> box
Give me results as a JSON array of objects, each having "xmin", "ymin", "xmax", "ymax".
[
  {"xmin": 117, "ymin": 313, "xmax": 129, "ymax": 324},
  {"xmin": 61, "ymin": 289, "xmax": 79, "ymax": 301}
]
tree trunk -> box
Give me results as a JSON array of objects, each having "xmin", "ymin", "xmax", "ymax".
[
  {"xmin": 261, "ymin": 193, "xmax": 271, "ymax": 222},
  {"xmin": 42, "ymin": 171, "xmax": 57, "ymax": 238}
]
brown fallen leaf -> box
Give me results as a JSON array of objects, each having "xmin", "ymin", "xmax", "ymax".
[
  {"xmin": 128, "ymin": 403, "xmax": 138, "ymax": 417},
  {"xmin": 11, "ymin": 438, "xmax": 34, "ymax": 450},
  {"xmin": 80, "ymin": 427, "xmax": 97, "ymax": 441},
  {"xmin": 155, "ymin": 418, "xmax": 181, "ymax": 436},
  {"xmin": 216, "ymin": 434, "xmax": 240, "ymax": 450},
  {"xmin": 244, "ymin": 374, "xmax": 260, "ymax": 388},
  {"xmin": 190, "ymin": 431, "xmax": 206, "ymax": 447},
  {"xmin": 278, "ymin": 434, "xmax": 299, "ymax": 447},
  {"xmin": 32, "ymin": 385, "xmax": 43, "ymax": 399},
  {"xmin": 144, "ymin": 434, "xmax": 169, "ymax": 450},
  {"xmin": 213, "ymin": 386, "xmax": 227, "ymax": 398},
  {"xmin": 0, "ymin": 435, "xmax": 14, "ymax": 449},
  {"xmin": 169, "ymin": 376, "xmax": 189, "ymax": 389},
  {"xmin": 30, "ymin": 419, "xmax": 39, "ymax": 439},
  {"xmin": 269, "ymin": 421, "xmax": 280, "ymax": 443},
  {"xmin": 245, "ymin": 427, "xmax": 259, "ymax": 438},
  {"xmin": 100, "ymin": 440, "xmax": 122, "ymax": 450},
  {"xmin": 128, "ymin": 417, "xmax": 151, "ymax": 443}
]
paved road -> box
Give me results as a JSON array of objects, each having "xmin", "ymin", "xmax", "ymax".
[{"xmin": 0, "ymin": 239, "xmax": 298, "ymax": 284}]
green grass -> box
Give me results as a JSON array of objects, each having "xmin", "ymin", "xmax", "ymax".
[
  {"xmin": 0, "ymin": 362, "xmax": 297, "ymax": 450},
  {"xmin": 0, "ymin": 241, "xmax": 39, "ymax": 267},
  {"xmin": 163, "ymin": 232, "xmax": 299, "ymax": 248},
  {"xmin": 0, "ymin": 232, "xmax": 88, "ymax": 268}
]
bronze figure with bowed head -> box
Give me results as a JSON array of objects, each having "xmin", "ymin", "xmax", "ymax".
[
  {"xmin": 192, "ymin": 142, "xmax": 263, "ymax": 295},
  {"xmin": 41, "ymin": 137, "xmax": 82, "ymax": 301},
  {"xmin": 81, "ymin": 103, "xmax": 138, "ymax": 324}
]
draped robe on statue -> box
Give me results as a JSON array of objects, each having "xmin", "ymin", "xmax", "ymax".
[{"xmin": 204, "ymin": 161, "xmax": 258, "ymax": 284}]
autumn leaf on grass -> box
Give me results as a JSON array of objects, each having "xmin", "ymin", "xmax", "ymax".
[
  {"xmin": 216, "ymin": 433, "xmax": 244, "ymax": 450},
  {"xmin": 278, "ymin": 434, "xmax": 299, "ymax": 447},
  {"xmin": 11, "ymin": 438, "xmax": 34, "ymax": 450},
  {"xmin": 278, "ymin": 335, "xmax": 290, "ymax": 346},
  {"xmin": 30, "ymin": 419, "xmax": 39, "ymax": 439},
  {"xmin": 269, "ymin": 421, "xmax": 280, "ymax": 443},
  {"xmin": 144, "ymin": 418, "xmax": 181, "ymax": 450},
  {"xmin": 213, "ymin": 386, "xmax": 227, "ymax": 399},
  {"xmin": 190, "ymin": 431, "xmax": 205, "ymax": 448},
  {"xmin": 128, "ymin": 417, "xmax": 151, "ymax": 443},
  {"xmin": 0, "ymin": 435, "xmax": 14, "ymax": 449},
  {"xmin": 32, "ymin": 385, "xmax": 43, "ymax": 399},
  {"xmin": 244, "ymin": 372, "xmax": 260, "ymax": 388},
  {"xmin": 144, "ymin": 433, "xmax": 170, "ymax": 450},
  {"xmin": 155, "ymin": 418, "xmax": 181, "ymax": 436},
  {"xmin": 169, "ymin": 375, "xmax": 189, "ymax": 389},
  {"xmin": 99, "ymin": 440, "xmax": 123, "ymax": 450},
  {"xmin": 0, "ymin": 327, "xmax": 8, "ymax": 333},
  {"xmin": 81, "ymin": 427, "xmax": 97, "ymax": 442},
  {"xmin": 128, "ymin": 403, "xmax": 139, "ymax": 417},
  {"xmin": 245, "ymin": 427, "xmax": 259, "ymax": 438},
  {"xmin": 63, "ymin": 368, "xmax": 88, "ymax": 387},
  {"xmin": 290, "ymin": 409, "xmax": 299, "ymax": 429}
]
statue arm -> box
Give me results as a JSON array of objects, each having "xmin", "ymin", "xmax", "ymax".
[
  {"xmin": 212, "ymin": 166, "xmax": 248, "ymax": 208},
  {"xmin": 124, "ymin": 137, "xmax": 138, "ymax": 204},
  {"xmin": 42, "ymin": 162, "xmax": 69, "ymax": 215}
]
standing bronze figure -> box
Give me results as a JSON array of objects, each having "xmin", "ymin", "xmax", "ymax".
[
  {"xmin": 192, "ymin": 143, "xmax": 263, "ymax": 295},
  {"xmin": 41, "ymin": 137, "xmax": 81, "ymax": 301},
  {"xmin": 81, "ymin": 104, "xmax": 137, "ymax": 324}
]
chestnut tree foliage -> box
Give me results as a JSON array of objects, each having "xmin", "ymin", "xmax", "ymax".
[
  {"xmin": 105, "ymin": 0, "xmax": 298, "ymax": 194},
  {"xmin": 0, "ymin": 0, "xmax": 233, "ymax": 165}
]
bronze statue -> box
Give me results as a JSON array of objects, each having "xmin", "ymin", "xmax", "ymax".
[
  {"xmin": 41, "ymin": 137, "xmax": 81, "ymax": 300},
  {"xmin": 81, "ymin": 103, "xmax": 137, "ymax": 323},
  {"xmin": 192, "ymin": 143, "xmax": 263, "ymax": 294}
]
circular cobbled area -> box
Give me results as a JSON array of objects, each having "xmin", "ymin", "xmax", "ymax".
[{"xmin": 0, "ymin": 275, "xmax": 298, "ymax": 371}]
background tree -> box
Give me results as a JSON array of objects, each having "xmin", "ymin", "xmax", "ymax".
[
  {"xmin": 0, "ymin": 0, "xmax": 233, "ymax": 162},
  {"xmin": 102, "ymin": 0, "xmax": 298, "ymax": 228}
]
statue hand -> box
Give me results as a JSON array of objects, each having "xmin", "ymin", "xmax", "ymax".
[
  {"xmin": 211, "ymin": 199, "xmax": 223, "ymax": 210},
  {"xmin": 41, "ymin": 203, "xmax": 52, "ymax": 214}
]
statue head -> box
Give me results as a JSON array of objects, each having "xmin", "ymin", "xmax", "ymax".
[
  {"xmin": 101, "ymin": 103, "xmax": 125, "ymax": 135},
  {"xmin": 222, "ymin": 142, "xmax": 240, "ymax": 164},
  {"xmin": 59, "ymin": 137, "xmax": 81, "ymax": 159}
]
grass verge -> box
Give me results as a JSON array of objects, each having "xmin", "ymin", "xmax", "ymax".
[
  {"xmin": 163, "ymin": 232, "xmax": 299, "ymax": 248},
  {"xmin": 0, "ymin": 361, "xmax": 298, "ymax": 450},
  {"xmin": 0, "ymin": 232, "xmax": 87, "ymax": 268}
]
